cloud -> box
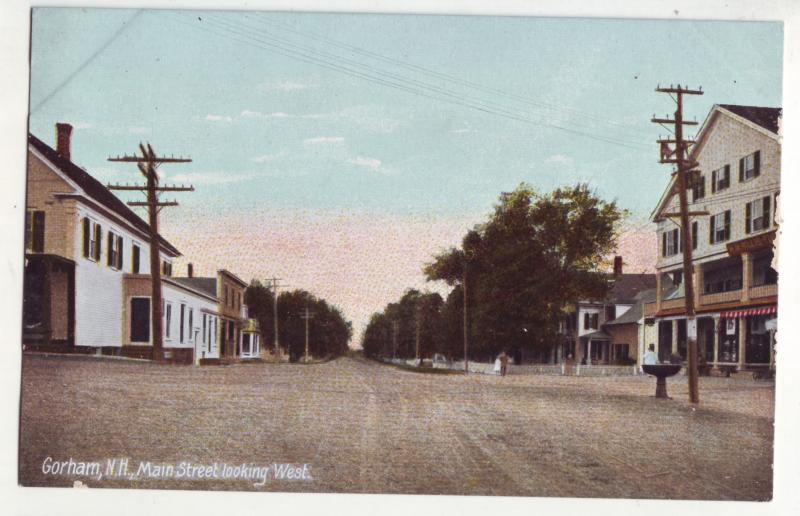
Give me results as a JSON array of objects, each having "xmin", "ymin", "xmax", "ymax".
[
  {"xmin": 129, "ymin": 126, "xmax": 148, "ymax": 134},
  {"xmin": 73, "ymin": 122, "xmax": 92, "ymax": 130},
  {"xmin": 205, "ymin": 114, "xmax": 232, "ymax": 122},
  {"xmin": 304, "ymin": 136, "xmax": 345, "ymax": 145},
  {"xmin": 450, "ymin": 128, "xmax": 472, "ymax": 134},
  {"xmin": 240, "ymin": 110, "xmax": 291, "ymax": 119},
  {"xmin": 166, "ymin": 171, "xmax": 252, "ymax": 185},
  {"xmin": 251, "ymin": 152, "xmax": 284, "ymax": 163},
  {"xmin": 545, "ymin": 154, "xmax": 574, "ymax": 164},
  {"xmin": 260, "ymin": 80, "xmax": 315, "ymax": 92},
  {"xmin": 346, "ymin": 156, "xmax": 382, "ymax": 172}
]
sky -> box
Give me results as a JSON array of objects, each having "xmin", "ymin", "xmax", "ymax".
[{"xmin": 27, "ymin": 8, "xmax": 783, "ymax": 345}]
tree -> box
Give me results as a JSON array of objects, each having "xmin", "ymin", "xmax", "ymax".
[
  {"xmin": 425, "ymin": 183, "xmax": 623, "ymax": 362},
  {"xmin": 245, "ymin": 283, "xmax": 352, "ymax": 360}
]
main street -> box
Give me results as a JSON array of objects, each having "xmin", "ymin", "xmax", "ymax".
[{"xmin": 18, "ymin": 354, "xmax": 773, "ymax": 500}]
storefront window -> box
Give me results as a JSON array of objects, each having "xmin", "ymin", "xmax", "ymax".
[
  {"xmin": 745, "ymin": 315, "xmax": 771, "ymax": 364},
  {"xmin": 718, "ymin": 318, "xmax": 738, "ymax": 363}
]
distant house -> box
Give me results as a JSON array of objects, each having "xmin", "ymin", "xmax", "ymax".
[
  {"xmin": 173, "ymin": 269, "xmax": 261, "ymax": 362},
  {"xmin": 558, "ymin": 258, "xmax": 656, "ymax": 366},
  {"xmin": 646, "ymin": 104, "xmax": 780, "ymax": 373}
]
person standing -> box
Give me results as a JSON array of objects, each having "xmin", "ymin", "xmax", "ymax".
[
  {"xmin": 499, "ymin": 351, "xmax": 509, "ymax": 377},
  {"xmin": 643, "ymin": 343, "xmax": 658, "ymax": 365}
]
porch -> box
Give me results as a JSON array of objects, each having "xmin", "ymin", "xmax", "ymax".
[{"xmin": 22, "ymin": 254, "xmax": 75, "ymax": 352}]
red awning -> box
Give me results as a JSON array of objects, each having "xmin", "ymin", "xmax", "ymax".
[{"xmin": 720, "ymin": 306, "xmax": 777, "ymax": 318}]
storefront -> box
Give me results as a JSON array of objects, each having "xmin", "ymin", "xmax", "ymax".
[{"xmin": 719, "ymin": 306, "xmax": 777, "ymax": 368}]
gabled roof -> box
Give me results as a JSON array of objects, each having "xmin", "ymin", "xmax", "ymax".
[
  {"xmin": 650, "ymin": 104, "xmax": 782, "ymax": 222},
  {"xmin": 609, "ymin": 273, "xmax": 657, "ymax": 304},
  {"xmin": 717, "ymin": 105, "xmax": 781, "ymax": 134},
  {"xmin": 28, "ymin": 133, "xmax": 180, "ymax": 256},
  {"xmin": 171, "ymin": 277, "xmax": 218, "ymax": 298},
  {"xmin": 605, "ymin": 288, "xmax": 656, "ymax": 326}
]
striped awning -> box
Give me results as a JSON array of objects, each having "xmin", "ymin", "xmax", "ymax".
[{"xmin": 720, "ymin": 306, "xmax": 777, "ymax": 318}]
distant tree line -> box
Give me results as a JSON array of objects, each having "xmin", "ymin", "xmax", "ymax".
[
  {"xmin": 362, "ymin": 183, "xmax": 624, "ymax": 363},
  {"xmin": 245, "ymin": 282, "xmax": 352, "ymax": 361}
]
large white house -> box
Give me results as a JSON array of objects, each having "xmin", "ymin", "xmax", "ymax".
[
  {"xmin": 647, "ymin": 104, "xmax": 780, "ymax": 373},
  {"xmin": 23, "ymin": 123, "xmax": 224, "ymax": 364}
]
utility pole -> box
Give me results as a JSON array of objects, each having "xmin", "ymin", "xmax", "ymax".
[
  {"xmin": 108, "ymin": 143, "xmax": 192, "ymax": 361},
  {"xmin": 463, "ymin": 264, "xmax": 469, "ymax": 375},
  {"xmin": 300, "ymin": 306, "xmax": 315, "ymax": 363},
  {"xmin": 415, "ymin": 303, "xmax": 421, "ymax": 366},
  {"xmin": 267, "ymin": 277, "xmax": 288, "ymax": 358},
  {"xmin": 652, "ymin": 84, "xmax": 704, "ymax": 403},
  {"xmin": 392, "ymin": 320, "xmax": 399, "ymax": 359}
]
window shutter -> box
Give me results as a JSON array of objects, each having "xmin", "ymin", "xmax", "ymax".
[
  {"xmin": 107, "ymin": 232, "xmax": 113, "ymax": 266},
  {"xmin": 711, "ymin": 170, "xmax": 717, "ymax": 193},
  {"xmin": 676, "ymin": 229, "xmax": 682, "ymax": 253},
  {"xmin": 584, "ymin": 312, "xmax": 589, "ymax": 329},
  {"xmin": 724, "ymin": 210, "xmax": 731, "ymax": 240},
  {"xmin": 738, "ymin": 158, "xmax": 744, "ymax": 182},
  {"xmin": 754, "ymin": 150, "xmax": 761, "ymax": 177},
  {"xmin": 745, "ymin": 202, "xmax": 752, "ymax": 234},
  {"xmin": 692, "ymin": 221, "xmax": 698, "ymax": 250},
  {"xmin": 95, "ymin": 224, "xmax": 102, "ymax": 261},
  {"xmin": 763, "ymin": 196, "xmax": 770, "ymax": 228},
  {"xmin": 132, "ymin": 246, "xmax": 140, "ymax": 273},
  {"xmin": 709, "ymin": 215, "xmax": 714, "ymax": 244},
  {"xmin": 82, "ymin": 218, "xmax": 90, "ymax": 257},
  {"xmin": 32, "ymin": 211, "xmax": 45, "ymax": 252},
  {"xmin": 118, "ymin": 237, "xmax": 124, "ymax": 269},
  {"xmin": 724, "ymin": 165, "xmax": 730, "ymax": 187},
  {"xmin": 662, "ymin": 232, "xmax": 667, "ymax": 257}
]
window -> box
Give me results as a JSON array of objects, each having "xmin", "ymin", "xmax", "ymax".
[
  {"xmin": 691, "ymin": 174, "xmax": 705, "ymax": 202},
  {"xmin": 130, "ymin": 298, "xmax": 150, "ymax": 343},
  {"xmin": 165, "ymin": 303, "xmax": 172, "ymax": 338},
  {"xmin": 583, "ymin": 312, "xmax": 599, "ymax": 330},
  {"xmin": 132, "ymin": 244, "xmax": 141, "ymax": 273},
  {"xmin": 662, "ymin": 228, "xmax": 681, "ymax": 257},
  {"xmin": 704, "ymin": 262, "xmax": 743, "ymax": 294},
  {"xmin": 709, "ymin": 211, "xmax": 731, "ymax": 244},
  {"xmin": 202, "ymin": 314, "xmax": 207, "ymax": 344},
  {"xmin": 161, "ymin": 260, "xmax": 172, "ymax": 277},
  {"xmin": 752, "ymin": 252, "xmax": 778, "ymax": 286},
  {"xmin": 25, "ymin": 210, "xmax": 45, "ymax": 252},
  {"xmin": 188, "ymin": 308, "xmax": 194, "ymax": 342},
  {"xmin": 746, "ymin": 196, "xmax": 771, "ymax": 233},
  {"xmin": 107, "ymin": 232, "xmax": 123, "ymax": 270},
  {"xmin": 692, "ymin": 221, "xmax": 698, "ymax": 250},
  {"xmin": 179, "ymin": 303, "xmax": 186, "ymax": 343},
  {"xmin": 82, "ymin": 218, "xmax": 102, "ymax": 261},
  {"xmin": 711, "ymin": 165, "xmax": 730, "ymax": 193},
  {"xmin": 739, "ymin": 151, "xmax": 761, "ymax": 182}
]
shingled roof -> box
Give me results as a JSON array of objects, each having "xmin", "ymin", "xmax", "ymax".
[
  {"xmin": 609, "ymin": 273, "xmax": 657, "ymax": 304},
  {"xmin": 170, "ymin": 277, "xmax": 218, "ymax": 298},
  {"xmin": 28, "ymin": 132, "xmax": 180, "ymax": 256},
  {"xmin": 718, "ymin": 104, "xmax": 782, "ymax": 134}
]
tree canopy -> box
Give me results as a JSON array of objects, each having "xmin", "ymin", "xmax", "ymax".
[{"xmin": 366, "ymin": 183, "xmax": 624, "ymax": 362}]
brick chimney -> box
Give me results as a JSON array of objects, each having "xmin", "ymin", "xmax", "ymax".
[
  {"xmin": 613, "ymin": 255, "xmax": 623, "ymax": 275},
  {"xmin": 55, "ymin": 123, "xmax": 73, "ymax": 161},
  {"xmin": 187, "ymin": 263, "xmax": 194, "ymax": 278}
]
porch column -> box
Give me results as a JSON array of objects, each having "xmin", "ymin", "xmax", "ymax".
[
  {"xmin": 655, "ymin": 273, "xmax": 662, "ymax": 313},
  {"xmin": 671, "ymin": 319, "xmax": 678, "ymax": 355},
  {"xmin": 738, "ymin": 316, "xmax": 747, "ymax": 368},
  {"xmin": 741, "ymin": 252, "xmax": 752, "ymax": 303},
  {"xmin": 712, "ymin": 316, "xmax": 720, "ymax": 365},
  {"xmin": 587, "ymin": 339, "xmax": 592, "ymax": 365},
  {"xmin": 769, "ymin": 330, "xmax": 775, "ymax": 368},
  {"xmin": 694, "ymin": 263, "xmax": 704, "ymax": 308}
]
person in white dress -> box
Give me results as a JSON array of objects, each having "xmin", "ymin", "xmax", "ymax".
[{"xmin": 493, "ymin": 356, "xmax": 502, "ymax": 375}]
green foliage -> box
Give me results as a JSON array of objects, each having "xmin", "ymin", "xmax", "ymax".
[
  {"xmin": 361, "ymin": 289, "xmax": 444, "ymax": 360},
  {"xmin": 422, "ymin": 183, "xmax": 622, "ymax": 362},
  {"xmin": 245, "ymin": 282, "xmax": 352, "ymax": 360}
]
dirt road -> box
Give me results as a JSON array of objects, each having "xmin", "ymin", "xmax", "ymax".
[{"xmin": 18, "ymin": 354, "xmax": 774, "ymax": 500}]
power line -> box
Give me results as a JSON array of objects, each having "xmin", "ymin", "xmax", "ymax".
[
  {"xmin": 243, "ymin": 12, "xmax": 651, "ymax": 137},
  {"xmin": 168, "ymin": 12, "xmax": 651, "ymax": 150},
  {"xmin": 31, "ymin": 10, "xmax": 143, "ymax": 114}
]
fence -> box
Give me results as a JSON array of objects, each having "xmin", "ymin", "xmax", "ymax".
[{"xmin": 383, "ymin": 357, "xmax": 639, "ymax": 377}]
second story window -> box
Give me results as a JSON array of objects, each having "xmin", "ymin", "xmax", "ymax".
[
  {"xmin": 746, "ymin": 196, "xmax": 771, "ymax": 233},
  {"xmin": 711, "ymin": 165, "xmax": 730, "ymax": 193},
  {"xmin": 691, "ymin": 174, "xmax": 705, "ymax": 202},
  {"xmin": 25, "ymin": 210, "xmax": 45, "ymax": 253},
  {"xmin": 739, "ymin": 150, "xmax": 761, "ymax": 182},
  {"xmin": 82, "ymin": 217, "xmax": 102, "ymax": 262},
  {"xmin": 583, "ymin": 312, "xmax": 599, "ymax": 330},
  {"xmin": 161, "ymin": 260, "xmax": 172, "ymax": 277},
  {"xmin": 107, "ymin": 232, "xmax": 123, "ymax": 270},
  {"xmin": 662, "ymin": 228, "xmax": 681, "ymax": 257},
  {"xmin": 709, "ymin": 210, "xmax": 731, "ymax": 244},
  {"xmin": 132, "ymin": 244, "xmax": 141, "ymax": 274}
]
